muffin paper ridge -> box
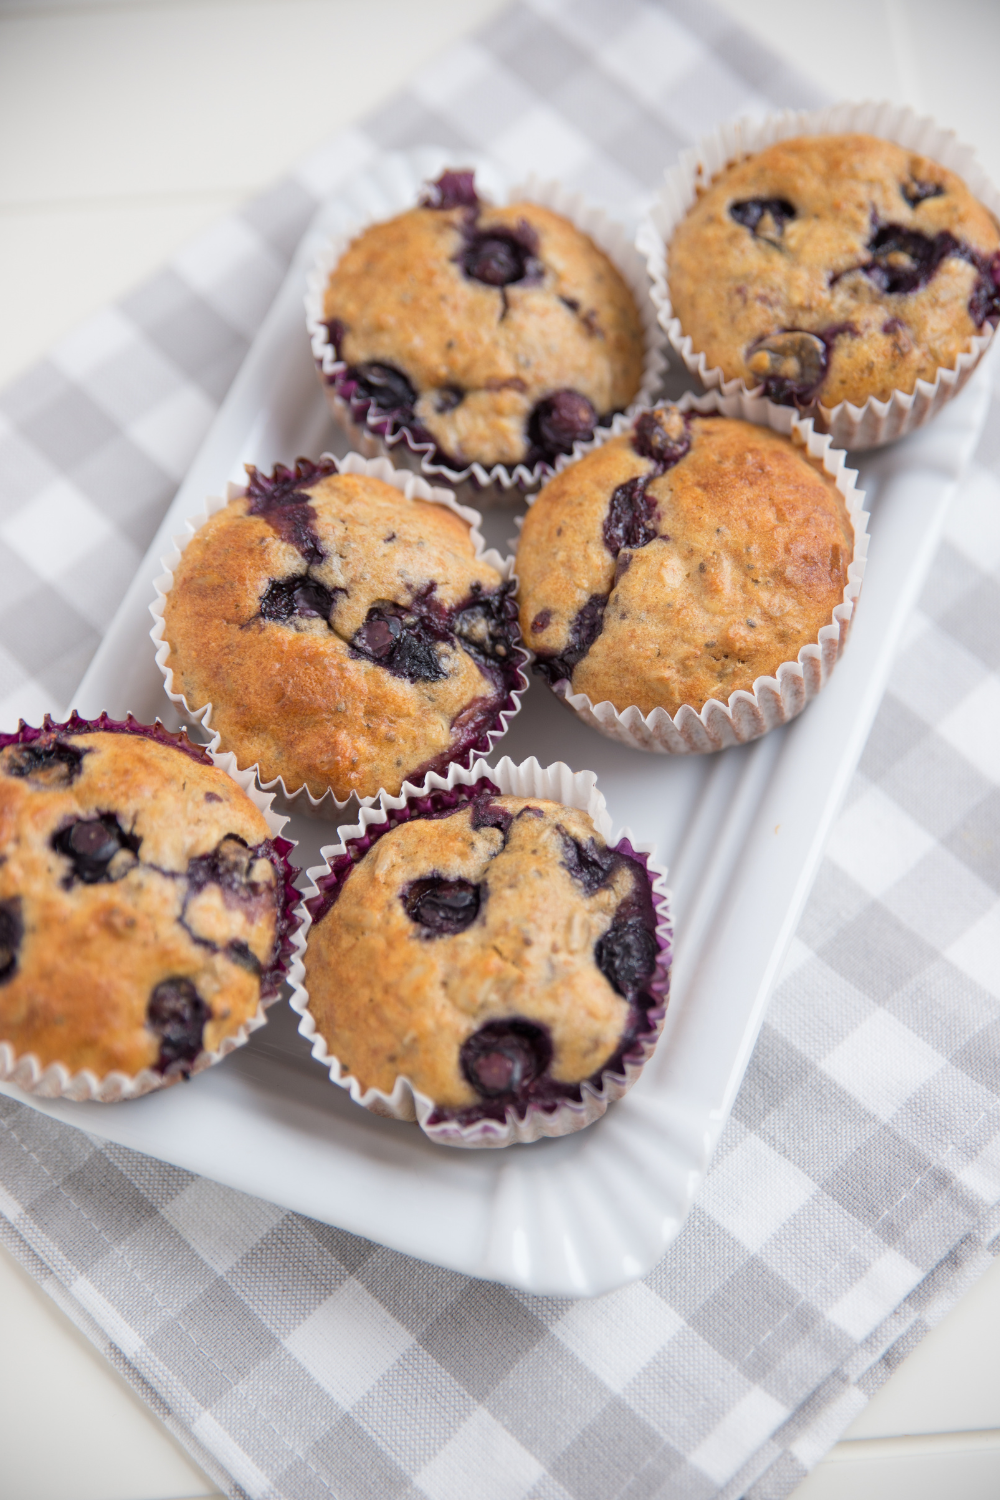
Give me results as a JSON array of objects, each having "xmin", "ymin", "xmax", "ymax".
[
  {"xmin": 0, "ymin": 715, "xmax": 300, "ymax": 1104},
  {"xmin": 637, "ymin": 100, "xmax": 1000, "ymax": 450},
  {"xmin": 518, "ymin": 393, "xmax": 869, "ymax": 754},
  {"xmin": 149, "ymin": 451, "xmax": 529, "ymax": 818},
  {"xmin": 304, "ymin": 149, "xmax": 667, "ymax": 504},
  {"xmin": 287, "ymin": 756, "xmax": 672, "ymax": 1149}
]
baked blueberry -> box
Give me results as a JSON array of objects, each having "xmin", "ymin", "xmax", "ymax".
[
  {"xmin": 0, "ymin": 899, "xmax": 22, "ymax": 984},
  {"xmin": 147, "ymin": 978, "xmax": 211, "ymax": 1074},
  {"xmin": 4, "ymin": 739, "xmax": 85, "ymax": 786},
  {"xmin": 668, "ymin": 134, "xmax": 1000, "ymax": 410},
  {"xmin": 302, "ymin": 786, "xmax": 668, "ymax": 1134},
  {"xmin": 344, "ymin": 363, "xmax": 417, "ymax": 421},
  {"xmin": 315, "ymin": 170, "xmax": 645, "ymax": 472},
  {"xmin": 461, "ymin": 223, "xmax": 542, "ymax": 287},
  {"xmin": 0, "ymin": 717, "xmax": 297, "ymax": 1090},
  {"xmin": 526, "ymin": 390, "xmax": 599, "ymax": 464},
  {"xmin": 518, "ymin": 407, "xmax": 855, "ymax": 718},
  {"xmin": 404, "ymin": 876, "xmax": 481, "ymax": 933},
  {"xmin": 160, "ymin": 462, "xmax": 526, "ymax": 801},
  {"xmin": 746, "ymin": 329, "xmax": 836, "ymax": 406},
  {"xmin": 729, "ymin": 197, "xmax": 796, "ymax": 241},
  {"xmin": 460, "ymin": 1020, "xmax": 551, "ymax": 1099},
  {"xmin": 52, "ymin": 815, "xmax": 140, "ymax": 885}
]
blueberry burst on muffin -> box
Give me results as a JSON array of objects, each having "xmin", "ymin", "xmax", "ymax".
[
  {"xmin": 302, "ymin": 785, "xmax": 668, "ymax": 1135},
  {"xmin": 160, "ymin": 460, "xmax": 526, "ymax": 801},
  {"xmin": 318, "ymin": 170, "xmax": 645, "ymax": 471},
  {"xmin": 0, "ymin": 716, "xmax": 296, "ymax": 1090},
  {"xmin": 517, "ymin": 406, "xmax": 855, "ymax": 717},
  {"xmin": 668, "ymin": 134, "xmax": 1000, "ymax": 409}
]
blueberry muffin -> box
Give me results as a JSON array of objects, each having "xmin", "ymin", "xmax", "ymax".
[
  {"xmin": 668, "ymin": 134, "xmax": 1000, "ymax": 408},
  {"xmin": 302, "ymin": 784, "xmax": 667, "ymax": 1130},
  {"xmin": 160, "ymin": 460, "xmax": 525, "ymax": 801},
  {"xmin": 517, "ymin": 407, "xmax": 855, "ymax": 716},
  {"xmin": 0, "ymin": 716, "xmax": 295, "ymax": 1088},
  {"xmin": 317, "ymin": 170, "xmax": 646, "ymax": 471}
]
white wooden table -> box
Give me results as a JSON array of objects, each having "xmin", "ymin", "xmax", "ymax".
[{"xmin": 1, "ymin": 2, "xmax": 999, "ymax": 1496}]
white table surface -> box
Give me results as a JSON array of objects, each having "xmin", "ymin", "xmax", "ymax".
[{"xmin": 1, "ymin": 2, "xmax": 999, "ymax": 1497}]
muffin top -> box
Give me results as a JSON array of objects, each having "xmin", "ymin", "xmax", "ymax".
[
  {"xmin": 668, "ymin": 133, "xmax": 1000, "ymax": 408},
  {"xmin": 303, "ymin": 789, "xmax": 663, "ymax": 1121},
  {"xmin": 321, "ymin": 170, "xmax": 645, "ymax": 470},
  {"xmin": 162, "ymin": 461, "xmax": 524, "ymax": 802},
  {"xmin": 517, "ymin": 409, "xmax": 854, "ymax": 716},
  {"xmin": 0, "ymin": 723, "xmax": 287, "ymax": 1080}
]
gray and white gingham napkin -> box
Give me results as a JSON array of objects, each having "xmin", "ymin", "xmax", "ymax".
[{"xmin": 2, "ymin": 3, "xmax": 999, "ymax": 1497}]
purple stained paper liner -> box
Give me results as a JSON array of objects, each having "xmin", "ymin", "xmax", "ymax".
[
  {"xmin": 305, "ymin": 160, "xmax": 667, "ymax": 505},
  {"xmin": 288, "ymin": 756, "xmax": 672, "ymax": 1149},
  {"xmin": 0, "ymin": 710, "xmax": 212, "ymax": 764},
  {"xmin": 0, "ymin": 714, "xmax": 300, "ymax": 1103}
]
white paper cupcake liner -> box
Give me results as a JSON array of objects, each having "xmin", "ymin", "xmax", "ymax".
[
  {"xmin": 517, "ymin": 392, "xmax": 869, "ymax": 754},
  {"xmin": 150, "ymin": 451, "xmax": 529, "ymax": 818},
  {"xmin": 288, "ymin": 755, "xmax": 671, "ymax": 1148},
  {"xmin": 0, "ymin": 713, "xmax": 298, "ymax": 1104},
  {"xmin": 305, "ymin": 147, "xmax": 667, "ymax": 504},
  {"xmin": 637, "ymin": 100, "xmax": 1000, "ymax": 450}
]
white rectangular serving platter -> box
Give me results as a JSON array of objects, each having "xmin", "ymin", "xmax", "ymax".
[{"xmin": 1, "ymin": 151, "xmax": 992, "ymax": 1297}]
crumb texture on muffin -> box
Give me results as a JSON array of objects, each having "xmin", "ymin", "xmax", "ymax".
[
  {"xmin": 0, "ymin": 727, "xmax": 284, "ymax": 1080},
  {"xmin": 303, "ymin": 792, "xmax": 661, "ymax": 1122},
  {"xmin": 162, "ymin": 462, "xmax": 523, "ymax": 801},
  {"xmin": 668, "ymin": 134, "xmax": 1000, "ymax": 408},
  {"xmin": 517, "ymin": 410, "xmax": 854, "ymax": 716},
  {"xmin": 322, "ymin": 172, "xmax": 645, "ymax": 469}
]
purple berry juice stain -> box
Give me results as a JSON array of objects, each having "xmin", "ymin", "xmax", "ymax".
[
  {"xmin": 245, "ymin": 459, "xmax": 335, "ymax": 566},
  {"xmin": 532, "ymin": 592, "xmax": 609, "ymax": 687}
]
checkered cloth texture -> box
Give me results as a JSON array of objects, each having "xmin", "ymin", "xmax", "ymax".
[{"xmin": 1, "ymin": 2, "xmax": 999, "ymax": 1497}]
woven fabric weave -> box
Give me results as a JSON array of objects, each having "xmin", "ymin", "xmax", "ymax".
[{"xmin": 1, "ymin": 3, "xmax": 999, "ymax": 1497}]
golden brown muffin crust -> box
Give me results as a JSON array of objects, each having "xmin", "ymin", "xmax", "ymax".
[
  {"xmin": 668, "ymin": 134, "xmax": 1000, "ymax": 408},
  {"xmin": 0, "ymin": 730, "xmax": 280, "ymax": 1079},
  {"xmin": 163, "ymin": 469, "xmax": 522, "ymax": 801},
  {"xmin": 304, "ymin": 796, "xmax": 656, "ymax": 1111},
  {"xmin": 517, "ymin": 412, "xmax": 854, "ymax": 716},
  {"xmin": 324, "ymin": 197, "xmax": 645, "ymax": 468}
]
